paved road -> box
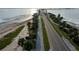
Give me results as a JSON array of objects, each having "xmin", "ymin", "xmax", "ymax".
[{"xmin": 40, "ymin": 10, "xmax": 70, "ymax": 51}]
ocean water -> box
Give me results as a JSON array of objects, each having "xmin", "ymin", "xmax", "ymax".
[
  {"xmin": 47, "ymin": 9, "xmax": 79, "ymax": 25},
  {"xmin": 0, "ymin": 19, "xmax": 5, "ymax": 23},
  {"xmin": 0, "ymin": 8, "xmax": 31, "ymax": 23}
]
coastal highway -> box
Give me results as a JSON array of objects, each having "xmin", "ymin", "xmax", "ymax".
[{"xmin": 40, "ymin": 10, "xmax": 70, "ymax": 51}]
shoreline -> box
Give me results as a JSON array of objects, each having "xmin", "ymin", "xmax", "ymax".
[{"xmin": 0, "ymin": 16, "xmax": 32, "ymax": 39}]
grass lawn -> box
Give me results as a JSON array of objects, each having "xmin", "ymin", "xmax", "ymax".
[
  {"xmin": 48, "ymin": 19, "xmax": 79, "ymax": 50},
  {"xmin": 0, "ymin": 25, "xmax": 24, "ymax": 50},
  {"xmin": 41, "ymin": 17, "xmax": 50, "ymax": 51}
]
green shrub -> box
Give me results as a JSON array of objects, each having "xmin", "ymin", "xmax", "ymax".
[
  {"xmin": 23, "ymin": 40, "xmax": 34, "ymax": 51},
  {"xmin": 41, "ymin": 17, "xmax": 50, "ymax": 51},
  {"xmin": 18, "ymin": 38, "xmax": 25, "ymax": 46}
]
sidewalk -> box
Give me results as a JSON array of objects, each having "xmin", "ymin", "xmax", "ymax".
[{"xmin": 2, "ymin": 24, "xmax": 28, "ymax": 51}]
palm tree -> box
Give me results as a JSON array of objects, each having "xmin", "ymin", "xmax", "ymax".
[
  {"xmin": 27, "ymin": 22, "xmax": 31, "ymax": 36},
  {"xmin": 54, "ymin": 14, "xmax": 63, "ymax": 24},
  {"xmin": 68, "ymin": 27, "xmax": 78, "ymax": 39},
  {"xmin": 73, "ymin": 36, "xmax": 79, "ymax": 45},
  {"xmin": 48, "ymin": 13, "xmax": 56, "ymax": 19},
  {"xmin": 60, "ymin": 21, "xmax": 67, "ymax": 29},
  {"xmin": 18, "ymin": 38, "xmax": 25, "ymax": 47},
  {"xmin": 57, "ymin": 14, "xmax": 63, "ymax": 21}
]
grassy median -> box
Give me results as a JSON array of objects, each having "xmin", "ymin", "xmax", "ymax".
[
  {"xmin": 41, "ymin": 17, "xmax": 50, "ymax": 51},
  {"xmin": 0, "ymin": 25, "xmax": 24, "ymax": 50}
]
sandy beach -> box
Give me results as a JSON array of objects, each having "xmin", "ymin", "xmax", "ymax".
[
  {"xmin": 0, "ymin": 21, "xmax": 21, "ymax": 39},
  {"xmin": 0, "ymin": 16, "xmax": 32, "ymax": 51},
  {"xmin": 1, "ymin": 18, "xmax": 32, "ymax": 51},
  {"xmin": 0, "ymin": 15, "xmax": 32, "ymax": 39}
]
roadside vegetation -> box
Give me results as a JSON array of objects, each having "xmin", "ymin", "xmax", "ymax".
[
  {"xmin": 48, "ymin": 13, "xmax": 79, "ymax": 50},
  {"xmin": 41, "ymin": 17, "xmax": 50, "ymax": 51},
  {"xmin": 18, "ymin": 13, "xmax": 39, "ymax": 51},
  {"xmin": 0, "ymin": 25, "xmax": 24, "ymax": 50}
]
